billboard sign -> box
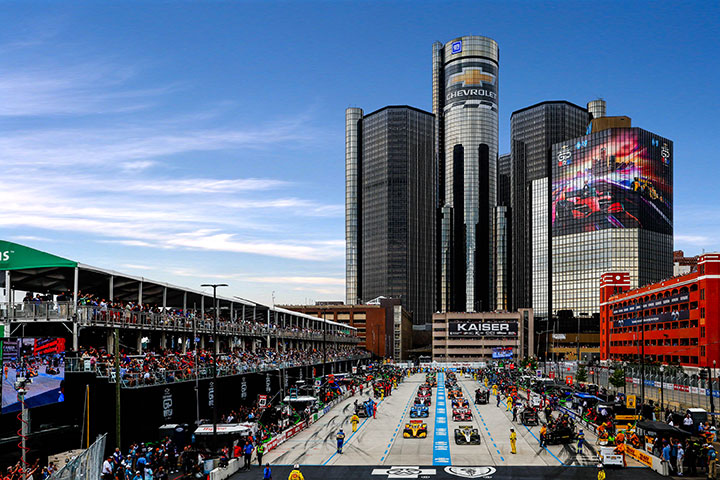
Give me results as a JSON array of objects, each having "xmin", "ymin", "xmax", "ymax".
[
  {"xmin": 2, "ymin": 337, "xmax": 65, "ymax": 413},
  {"xmin": 448, "ymin": 321, "xmax": 518, "ymax": 337},
  {"xmin": 492, "ymin": 347, "xmax": 513, "ymax": 359},
  {"xmin": 444, "ymin": 59, "xmax": 498, "ymax": 108},
  {"xmin": 552, "ymin": 129, "xmax": 672, "ymax": 237}
]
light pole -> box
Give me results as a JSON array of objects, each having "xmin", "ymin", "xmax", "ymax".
[
  {"xmin": 660, "ymin": 365, "xmax": 665, "ymax": 411},
  {"xmin": 201, "ymin": 283, "xmax": 228, "ymax": 454},
  {"xmin": 623, "ymin": 361, "xmax": 628, "ymax": 396}
]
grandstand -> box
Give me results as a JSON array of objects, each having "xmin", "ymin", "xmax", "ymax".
[{"xmin": 1, "ymin": 240, "xmax": 360, "ymax": 356}]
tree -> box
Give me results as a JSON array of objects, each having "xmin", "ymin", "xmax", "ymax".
[
  {"xmin": 576, "ymin": 364, "xmax": 588, "ymax": 383},
  {"xmin": 609, "ymin": 367, "xmax": 626, "ymax": 389}
]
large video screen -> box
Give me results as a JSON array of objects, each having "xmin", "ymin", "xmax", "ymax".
[
  {"xmin": 552, "ymin": 129, "xmax": 672, "ymax": 236},
  {"xmin": 2, "ymin": 338, "xmax": 65, "ymax": 413}
]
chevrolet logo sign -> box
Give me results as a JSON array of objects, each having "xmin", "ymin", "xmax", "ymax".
[{"xmin": 448, "ymin": 68, "xmax": 495, "ymax": 87}]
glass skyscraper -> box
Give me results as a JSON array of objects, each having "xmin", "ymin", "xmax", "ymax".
[
  {"xmin": 510, "ymin": 101, "xmax": 590, "ymax": 317},
  {"xmin": 433, "ymin": 35, "xmax": 499, "ymax": 313},
  {"xmin": 551, "ymin": 127, "xmax": 674, "ymax": 315},
  {"xmin": 345, "ymin": 106, "xmax": 435, "ymax": 327}
]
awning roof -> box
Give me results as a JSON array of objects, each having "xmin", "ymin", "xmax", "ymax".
[
  {"xmin": 1, "ymin": 240, "xmax": 354, "ymax": 329},
  {"xmin": 0, "ymin": 240, "xmax": 77, "ymax": 270}
]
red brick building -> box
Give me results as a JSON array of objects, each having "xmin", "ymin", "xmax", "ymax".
[
  {"xmin": 280, "ymin": 300, "xmax": 412, "ymax": 360},
  {"xmin": 600, "ymin": 253, "xmax": 720, "ymax": 367}
]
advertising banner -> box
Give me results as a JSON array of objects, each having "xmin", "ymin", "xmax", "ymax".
[
  {"xmin": 492, "ymin": 347, "xmax": 513, "ymax": 359},
  {"xmin": 448, "ymin": 321, "xmax": 518, "ymax": 337},
  {"xmin": 552, "ymin": 130, "xmax": 672, "ymax": 237},
  {"xmin": 444, "ymin": 59, "xmax": 498, "ymax": 109}
]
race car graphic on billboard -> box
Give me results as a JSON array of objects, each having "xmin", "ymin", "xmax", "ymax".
[{"xmin": 552, "ymin": 128, "xmax": 672, "ymax": 237}]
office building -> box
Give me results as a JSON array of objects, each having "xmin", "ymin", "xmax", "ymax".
[
  {"xmin": 283, "ymin": 299, "xmax": 413, "ymax": 360},
  {"xmin": 674, "ymin": 250, "xmax": 699, "ymax": 276},
  {"xmin": 432, "ymin": 310, "xmax": 534, "ymax": 362},
  {"xmin": 552, "ymin": 125, "xmax": 674, "ymax": 316},
  {"xmin": 496, "ymin": 154, "xmax": 511, "ymax": 310},
  {"xmin": 600, "ymin": 253, "xmax": 720, "ymax": 367},
  {"xmin": 433, "ymin": 35, "xmax": 499, "ymax": 313},
  {"xmin": 345, "ymin": 106, "xmax": 435, "ymax": 326},
  {"xmin": 510, "ymin": 101, "xmax": 590, "ymax": 318}
]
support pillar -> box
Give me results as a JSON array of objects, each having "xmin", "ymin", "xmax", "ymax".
[
  {"xmin": 107, "ymin": 330, "xmax": 114, "ymax": 353},
  {"xmin": 72, "ymin": 266, "xmax": 79, "ymax": 351},
  {"xmin": 136, "ymin": 334, "xmax": 143, "ymax": 354}
]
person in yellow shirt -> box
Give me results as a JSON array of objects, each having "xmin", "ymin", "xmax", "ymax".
[
  {"xmin": 506, "ymin": 396, "xmax": 513, "ymax": 412},
  {"xmin": 350, "ymin": 413, "xmax": 360, "ymax": 433},
  {"xmin": 597, "ymin": 464, "xmax": 606, "ymax": 480},
  {"xmin": 539, "ymin": 425, "xmax": 547, "ymax": 448},
  {"xmin": 510, "ymin": 428, "xmax": 517, "ymax": 454},
  {"xmin": 288, "ymin": 464, "xmax": 304, "ymax": 480}
]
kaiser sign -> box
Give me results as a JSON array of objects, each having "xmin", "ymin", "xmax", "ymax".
[{"xmin": 448, "ymin": 321, "xmax": 518, "ymax": 337}]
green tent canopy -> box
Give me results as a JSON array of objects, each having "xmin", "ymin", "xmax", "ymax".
[{"xmin": 0, "ymin": 240, "xmax": 77, "ymax": 271}]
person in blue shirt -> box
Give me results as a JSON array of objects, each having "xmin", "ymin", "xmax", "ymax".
[
  {"xmin": 243, "ymin": 441, "xmax": 254, "ymax": 470},
  {"xmin": 135, "ymin": 456, "xmax": 147, "ymax": 478},
  {"xmin": 263, "ymin": 463, "xmax": 272, "ymax": 480},
  {"xmin": 576, "ymin": 429, "xmax": 585, "ymax": 455},
  {"xmin": 336, "ymin": 429, "xmax": 346, "ymax": 454}
]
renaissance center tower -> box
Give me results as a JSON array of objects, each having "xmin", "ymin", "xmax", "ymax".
[{"xmin": 434, "ymin": 36, "xmax": 499, "ymax": 313}]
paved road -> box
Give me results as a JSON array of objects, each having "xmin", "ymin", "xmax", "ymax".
[
  {"xmin": 236, "ymin": 465, "xmax": 664, "ymax": 480},
  {"xmin": 248, "ymin": 372, "xmax": 649, "ymax": 478}
]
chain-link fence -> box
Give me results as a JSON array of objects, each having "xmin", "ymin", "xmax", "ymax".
[
  {"xmin": 52, "ymin": 434, "xmax": 106, "ymax": 480},
  {"xmin": 539, "ymin": 362, "xmax": 720, "ymax": 412}
]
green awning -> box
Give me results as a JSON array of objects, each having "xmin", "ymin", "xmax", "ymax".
[{"xmin": 0, "ymin": 240, "xmax": 77, "ymax": 271}]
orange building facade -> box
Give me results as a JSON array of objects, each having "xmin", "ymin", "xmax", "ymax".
[{"xmin": 600, "ymin": 253, "xmax": 720, "ymax": 367}]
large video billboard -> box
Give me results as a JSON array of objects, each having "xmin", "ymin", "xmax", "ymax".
[
  {"xmin": 2, "ymin": 338, "xmax": 65, "ymax": 413},
  {"xmin": 552, "ymin": 128, "xmax": 672, "ymax": 236}
]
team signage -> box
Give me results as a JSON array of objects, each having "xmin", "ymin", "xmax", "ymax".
[
  {"xmin": 448, "ymin": 321, "xmax": 518, "ymax": 337},
  {"xmin": 613, "ymin": 309, "xmax": 689, "ymax": 328},
  {"xmin": 612, "ymin": 293, "xmax": 689, "ymax": 314}
]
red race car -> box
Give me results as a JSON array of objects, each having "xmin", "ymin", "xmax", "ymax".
[{"xmin": 452, "ymin": 408, "xmax": 472, "ymax": 422}]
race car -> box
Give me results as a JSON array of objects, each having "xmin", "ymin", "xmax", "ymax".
[
  {"xmin": 410, "ymin": 404, "xmax": 429, "ymax": 418},
  {"xmin": 403, "ymin": 420, "xmax": 428, "ymax": 438},
  {"xmin": 447, "ymin": 389, "xmax": 463, "ymax": 399},
  {"xmin": 454, "ymin": 425, "xmax": 481, "ymax": 445},
  {"xmin": 418, "ymin": 386, "xmax": 432, "ymax": 396},
  {"xmin": 452, "ymin": 408, "xmax": 472, "ymax": 422},
  {"xmin": 475, "ymin": 389, "xmax": 489, "ymax": 404},
  {"xmin": 414, "ymin": 396, "xmax": 432, "ymax": 407},
  {"xmin": 452, "ymin": 398, "xmax": 469, "ymax": 409}
]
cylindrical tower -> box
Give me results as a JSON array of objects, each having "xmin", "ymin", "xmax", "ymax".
[
  {"xmin": 587, "ymin": 99, "xmax": 606, "ymax": 119},
  {"xmin": 439, "ymin": 35, "xmax": 499, "ymax": 313},
  {"xmin": 345, "ymin": 107, "xmax": 363, "ymax": 305}
]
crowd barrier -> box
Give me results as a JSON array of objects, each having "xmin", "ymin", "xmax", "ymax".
[{"xmin": 209, "ymin": 387, "xmax": 355, "ymax": 480}]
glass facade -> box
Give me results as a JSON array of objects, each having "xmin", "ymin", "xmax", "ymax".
[
  {"xmin": 510, "ymin": 101, "xmax": 590, "ymax": 315},
  {"xmin": 345, "ymin": 108, "xmax": 363, "ymax": 304},
  {"xmin": 496, "ymin": 154, "xmax": 511, "ymax": 310},
  {"xmin": 551, "ymin": 127, "xmax": 674, "ymax": 315},
  {"xmin": 434, "ymin": 35, "xmax": 499, "ymax": 313},
  {"xmin": 345, "ymin": 106, "xmax": 435, "ymax": 326},
  {"xmin": 531, "ymin": 178, "xmax": 549, "ymax": 317}
]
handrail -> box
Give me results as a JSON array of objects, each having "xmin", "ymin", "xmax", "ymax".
[
  {"xmin": 0, "ymin": 302, "xmax": 360, "ymax": 343},
  {"xmin": 65, "ymin": 354, "xmax": 372, "ymax": 388}
]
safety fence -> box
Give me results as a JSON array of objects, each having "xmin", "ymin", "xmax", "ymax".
[
  {"xmin": 540, "ymin": 362, "xmax": 720, "ymax": 411},
  {"xmin": 51, "ymin": 433, "xmax": 106, "ymax": 480}
]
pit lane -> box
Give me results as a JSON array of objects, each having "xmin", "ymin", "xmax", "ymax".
[{"xmin": 253, "ymin": 373, "xmax": 650, "ymax": 476}]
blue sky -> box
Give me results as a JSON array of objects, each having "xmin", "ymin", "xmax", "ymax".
[{"xmin": 1, "ymin": 1, "xmax": 718, "ymax": 305}]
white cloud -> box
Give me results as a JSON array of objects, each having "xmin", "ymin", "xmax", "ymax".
[
  {"xmin": 245, "ymin": 276, "xmax": 344, "ymax": 286},
  {"xmin": 675, "ymin": 234, "xmax": 714, "ymax": 246}
]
